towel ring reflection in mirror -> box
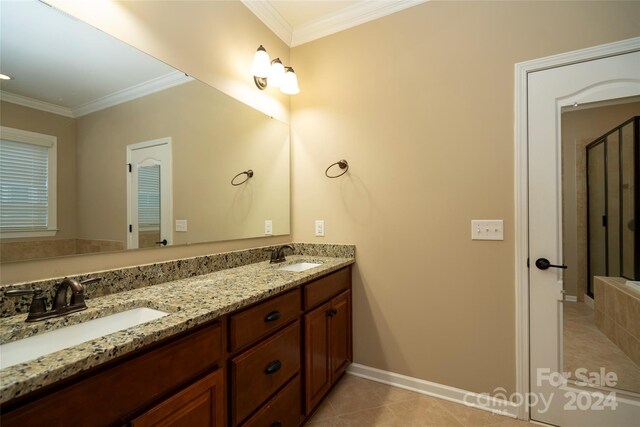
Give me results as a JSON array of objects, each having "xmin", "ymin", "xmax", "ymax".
[
  {"xmin": 325, "ymin": 160, "xmax": 349, "ymax": 178},
  {"xmin": 231, "ymin": 169, "xmax": 254, "ymax": 186}
]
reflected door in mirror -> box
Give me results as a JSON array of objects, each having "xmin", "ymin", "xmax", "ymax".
[{"xmin": 127, "ymin": 139, "xmax": 172, "ymax": 249}]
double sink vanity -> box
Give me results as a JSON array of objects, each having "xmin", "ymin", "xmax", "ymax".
[
  {"xmin": 0, "ymin": 4, "xmax": 353, "ymax": 426},
  {"xmin": 0, "ymin": 244, "xmax": 355, "ymax": 426}
]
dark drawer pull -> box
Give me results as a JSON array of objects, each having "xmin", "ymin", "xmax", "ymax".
[
  {"xmin": 265, "ymin": 360, "xmax": 282, "ymax": 375},
  {"xmin": 264, "ymin": 310, "xmax": 281, "ymax": 323},
  {"xmin": 272, "ymin": 422, "xmax": 282, "ymax": 427}
]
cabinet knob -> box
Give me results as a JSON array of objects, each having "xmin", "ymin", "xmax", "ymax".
[
  {"xmin": 271, "ymin": 422, "xmax": 282, "ymax": 427},
  {"xmin": 327, "ymin": 308, "xmax": 337, "ymax": 317},
  {"xmin": 264, "ymin": 360, "xmax": 282, "ymax": 375},
  {"xmin": 264, "ymin": 310, "xmax": 281, "ymax": 323}
]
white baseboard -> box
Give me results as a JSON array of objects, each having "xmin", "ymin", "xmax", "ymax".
[{"xmin": 347, "ymin": 363, "xmax": 520, "ymax": 419}]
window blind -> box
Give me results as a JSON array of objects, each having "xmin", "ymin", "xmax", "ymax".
[
  {"xmin": 0, "ymin": 139, "xmax": 49, "ymax": 230},
  {"xmin": 138, "ymin": 165, "xmax": 160, "ymax": 228}
]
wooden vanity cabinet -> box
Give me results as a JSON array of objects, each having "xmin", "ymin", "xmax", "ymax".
[
  {"xmin": 1, "ymin": 266, "xmax": 352, "ymax": 427},
  {"xmin": 303, "ymin": 272, "xmax": 352, "ymax": 416},
  {"xmin": 1, "ymin": 321, "xmax": 225, "ymax": 427}
]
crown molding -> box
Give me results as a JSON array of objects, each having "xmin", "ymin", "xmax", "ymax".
[
  {"xmin": 241, "ymin": 1, "xmax": 427, "ymax": 48},
  {"xmin": 72, "ymin": 71, "xmax": 193, "ymax": 117},
  {"xmin": 241, "ymin": 0, "xmax": 293, "ymax": 46},
  {"xmin": 291, "ymin": 0, "xmax": 428, "ymax": 47},
  {"xmin": 1, "ymin": 71, "xmax": 192, "ymax": 118},
  {"xmin": 0, "ymin": 90, "xmax": 74, "ymax": 117}
]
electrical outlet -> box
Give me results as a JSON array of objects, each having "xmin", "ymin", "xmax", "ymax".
[
  {"xmin": 264, "ymin": 220, "xmax": 273, "ymax": 235},
  {"xmin": 315, "ymin": 220, "xmax": 325, "ymax": 237},
  {"xmin": 175, "ymin": 220, "xmax": 188, "ymax": 232},
  {"xmin": 471, "ymin": 220, "xmax": 504, "ymax": 241}
]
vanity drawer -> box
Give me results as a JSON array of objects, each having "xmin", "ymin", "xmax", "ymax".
[
  {"xmin": 231, "ymin": 321, "xmax": 300, "ymax": 425},
  {"xmin": 242, "ymin": 375, "xmax": 301, "ymax": 427},
  {"xmin": 229, "ymin": 289, "xmax": 300, "ymax": 352},
  {"xmin": 303, "ymin": 267, "xmax": 351, "ymax": 310}
]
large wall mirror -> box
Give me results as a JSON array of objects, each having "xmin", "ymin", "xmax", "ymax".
[{"xmin": 0, "ymin": 1, "xmax": 290, "ymax": 263}]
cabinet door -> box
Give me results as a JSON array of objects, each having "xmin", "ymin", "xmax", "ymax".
[
  {"xmin": 131, "ymin": 369, "xmax": 224, "ymax": 427},
  {"xmin": 304, "ymin": 302, "xmax": 331, "ymax": 415},
  {"xmin": 330, "ymin": 290, "xmax": 351, "ymax": 381}
]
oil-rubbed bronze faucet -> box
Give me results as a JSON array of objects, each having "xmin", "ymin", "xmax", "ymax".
[
  {"xmin": 265, "ymin": 244, "xmax": 295, "ymax": 264},
  {"xmin": 5, "ymin": 277, "xmax": 101, "ymax": 322},
  {"xmin": 53, "ymin": 277, "xmax": 101, "ymax": 313}
]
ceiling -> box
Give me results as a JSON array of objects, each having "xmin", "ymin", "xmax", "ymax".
[
  {"xmin": 241, "ymin": 0, "xmax": 427, "ymax": 47},
  {"xmin": 0, "ymin": 1, "xmax": 186, "ymax": 118}
]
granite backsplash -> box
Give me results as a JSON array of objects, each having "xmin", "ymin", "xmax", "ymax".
[{"xmin": 0, "ymin": 243, "xmax": 355, "ymax": 317}]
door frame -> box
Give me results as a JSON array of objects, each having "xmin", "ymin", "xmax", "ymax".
[{"xmin": 514, "ymin": 36, "xmax": 640, "ymax": 421}]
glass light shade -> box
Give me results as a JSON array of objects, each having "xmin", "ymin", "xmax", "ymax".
[
  {"xmin": 251, "ymin": 46, "xmax": 271, "ymax": 78},
  {"xmin": 280, "ymin": 67, "xmax": 300, "ymax": 95},
  {"xmin": 269, "ymin": 59, "xmax": 285, "ymax": 88}
]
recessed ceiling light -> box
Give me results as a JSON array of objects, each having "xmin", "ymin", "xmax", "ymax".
[{"xmin": 0, "ymin": 73, "xmax": 14, "ymax": 80}]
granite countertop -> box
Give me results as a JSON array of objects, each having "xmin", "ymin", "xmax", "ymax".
[{"xmin": 0, "ymin": 255, "xmax": 354, "ymax": 404}]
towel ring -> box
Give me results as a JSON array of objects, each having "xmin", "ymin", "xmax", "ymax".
[
  {"xmin": 231, "ymin": 169, "xmax": 254, "ymax": 186},
  {"xmin": 325, "ymin": 160, "xmax": 349, "ymax": 178}
]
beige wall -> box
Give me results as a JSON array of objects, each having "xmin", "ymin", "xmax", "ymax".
[
  {"xmin": 0, "ymin": 101, "xmax": 77, "ymax": 241},
  {"xmin": 290, "ymin": 1, "xmax": 640, "ymax": 394},
  {"xmin": 76, "ymin": 80, "xmax": 289, "ymax": 245},
  {"xmin": 562, "ymin": 101, "xmax": 640, "ymax": 300}
]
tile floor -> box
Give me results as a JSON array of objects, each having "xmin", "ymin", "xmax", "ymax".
[
  {"xmin": 305, "ymin": 374, "xmax": 532, "ymax": 426},
  {"xmin": 563, "ymin": 301, "xmax": 640, "ymax": 394}
]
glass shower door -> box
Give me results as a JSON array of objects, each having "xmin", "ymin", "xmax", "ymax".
[
  {"xmin": 621, "ymin": 120, "xmax": 636, "ymax": 279},
  {"xmin": 587, "ymin": 141, "xmax": 606, "ymax": 296}
]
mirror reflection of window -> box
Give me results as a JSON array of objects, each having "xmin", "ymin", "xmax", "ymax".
[
  {"xmin": 137, "ymin": 165, "xmax": 161, "ymax": 248},
  {"xmin": 0, "ymin": 127, "xmax": 57, "ymax": 239}
]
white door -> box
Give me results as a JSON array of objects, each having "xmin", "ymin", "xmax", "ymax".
[
  {"xmin": 127, "ymin": 138, "xmax": 172, "ymax": 249},
  {"xmin": 529, "ymin": 50, "xmax": 640, "ymax": 426}
]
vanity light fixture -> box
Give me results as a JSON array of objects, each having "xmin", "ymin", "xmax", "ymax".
[
  {"xmin": 252, "ymin": 45, "xmax": 299, "ymax": 94},
  {"xmin": 0, "ymin": 73, "xmax": 13, "ymax": 80}
]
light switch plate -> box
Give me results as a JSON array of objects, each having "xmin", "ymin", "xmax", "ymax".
[
  {"xmin": 264, "ymin": 220, "xmax": 273, "ymax": 235},
  {"xmin": 175, "ymin": 220, "xmax": 187, "ymax": 232},
  {"xmin": 315, "ymin": 220, "xmax": 325, "ymax": 237},
  {"xmin": 471, "ymin": 220, "xmax": 504, "ymax": 241}
]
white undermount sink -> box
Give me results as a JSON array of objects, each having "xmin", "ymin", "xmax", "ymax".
[
  {"xmin": 0, "ymin": 307, "xmax": 168, "ymax": 370},
  {"xmin": 278, "ymin": 262, "xmax": 322, "ymax": 272}
]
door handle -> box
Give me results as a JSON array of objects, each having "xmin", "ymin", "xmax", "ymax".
[
  {"xmin": 155, "ymin": 239, "xmax": 168, "ymax": 246},
  {"xmin": 535, "ymin": 258, "xmax": 567, "ymax": 270}
]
